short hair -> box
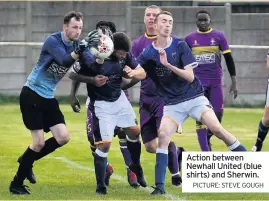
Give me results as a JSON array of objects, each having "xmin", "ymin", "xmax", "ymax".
[
  {"xmin": 145, "ymin": 5, "xmax": 162, "ymax": 13},
  {"xmin": 196, "ymin": 10, "xmax": 211, "ymax": 18},
  {"xmin": 96, "ymin": 21, "xmax": 117, "ymax": 33},
  {"xmin": 112, "ymin": 32, "xmax": 131, "ymax": 52},
  {"xmin": 64, "ymin": 11, "xmax": 83, "ymax": 24},
  {"xmin": 154, "ymin": 11, "xmax": 173, "ymax": 23}
]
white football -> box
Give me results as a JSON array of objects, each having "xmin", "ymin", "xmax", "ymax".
[{"xmin": 90, "ymin": 34, "xmax": 114, "ymax": 59}]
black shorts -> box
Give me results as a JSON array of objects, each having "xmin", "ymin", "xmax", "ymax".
[{"xmin": 20, "ymin": 86, "xmax": 65, "ymax": 133}]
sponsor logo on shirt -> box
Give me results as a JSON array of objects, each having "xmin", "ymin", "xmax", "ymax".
[
  {"xmin": 47, "ymin": 62, "xmax": 69, "ymax": 77},
  {"xmin": 195, "ymin": 53, "xmax": 216, "ymax": 65}
]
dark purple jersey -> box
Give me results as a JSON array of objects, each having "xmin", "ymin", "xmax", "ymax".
[
  {"xmin": 185, "ymin": 28, "xmax": 231, "ymax": 80},
  {"xmin": 132, "ymin": 33, "xmax": 158, "ymax": 98}
]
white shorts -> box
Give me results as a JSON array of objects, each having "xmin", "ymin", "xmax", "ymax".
[
  {"xmin": 163, "ymin": 96, "xmax": 213, "ymax": 132},
  {"xmin": 93, "ymin": 90, "xmax": 137, "ymax": 143}
]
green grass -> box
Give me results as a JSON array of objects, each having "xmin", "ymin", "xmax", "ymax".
[{"xmin": 0, "ymin": 104, "xmax": 269, "ymax": 200}]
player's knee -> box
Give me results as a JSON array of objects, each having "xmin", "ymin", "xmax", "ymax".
[
  {"xmin": 208, "ymin": 124, "xmax": 223, "ymax": 139},
  {"xmin": 263, "ymin": 119, "xmax": 269, "ymax": 127},
  {"xmin": 32, "ymin": 140, "xmax": 45, "ymax": 152},
  {"xmin": 97, "ymin": 142, "xmax": 111, "ymax": 153},
  {"xmin": 124, "ymin": 126, "xmax": 140, "ymax": 139},
  {"xmin": 55, "ymin": 132, "xmax": 70, "ymax": 146},
  {"xmin": 262, "ymin": 109, "xmax": 269, "ymax": 126},
  {"xmin": 158, "ymin": 129, "xmax": 170, "ymax": 147},
  {"xmin": 144, "ymin": 141, "xmax": 157, "ymax": 153}
]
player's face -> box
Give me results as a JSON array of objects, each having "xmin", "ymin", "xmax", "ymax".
[
  {"xmin": 196, "ymin": 13, "xmax": 211, "ymax": 32},
  {"xmin": 64, "ymin": 17, "xmax": 83, "ymax": 41},
  {"xmin": 114, "ymin": 50, "xmax": 127, "ymax": 60},
  {"xmin": 144, "ymin": 8, "xmax": 161, "ymax": 30},
  {"xmin": 156, "ymin": 14, "xmax": 173, "ymax": 37}
]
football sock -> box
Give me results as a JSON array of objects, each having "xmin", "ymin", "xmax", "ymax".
[
  {"xmin": 94, "ymin": 149, "xmax": 107, "ymax": 189},
  {"xmin": 228, "ymin": 139, "xmax": 247, "ymax": 151},
  {"xmin": 168, "ymin": 142, "xmax": 179, "ymax": 175},
  {"xmin": 35, "ymin": 137, "xmax": 61, "ymax": 160},
  {"xmin": 257, "ymin": 120, "xmax": 269, "ymax": 142},
  {"xmin": 119, "ymin": 138, "xmax": 133, "ymax": 167},
  {"xmin": 126, "ymin": 136, "xmax": 141, "ymax": 165},
  {"xmin": 196, "ymin": 123, "xmax": 211, "ymax": 151},
  {"xmin": 155, "ymin": 148, "xmax": 168, "ymax": 191},
  {"xmin": 14, "ymin": 147, "xmax": 38, "ymax": 184}
]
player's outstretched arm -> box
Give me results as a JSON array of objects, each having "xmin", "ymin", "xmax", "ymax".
[
  {"xmin": 167, "ymin": 63, "xmax": 195, "ymax": 82},
  {"xmin": 159, "ymin": 49, "xmax": 196, "ymax": 82},
  {"xmin": 123, "ymin": 65, "xmax": 146, "ymax": 80}
]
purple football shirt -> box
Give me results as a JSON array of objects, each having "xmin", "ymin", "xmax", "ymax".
[
  {"xmin": 185, "ymin": 28, "xmax": 231, "ymax": 80},
  {"xmin": 131, "ymin": 33, "xmax": 158, "ymax": 98}
]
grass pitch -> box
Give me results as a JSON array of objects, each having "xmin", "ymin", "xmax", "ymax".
[{"xmin": 0, "ymin": 104, "xmax": 268, "ymax": 200}]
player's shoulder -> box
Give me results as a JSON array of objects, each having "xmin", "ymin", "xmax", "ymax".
[
  {"xmin": 132, "ymin": 35, "xmax": 145, "ymax": 45},
  {"xmin": 46, "ymin": 31, "xmax": 62, "ymax": 41},
  {"xmin": 184, "ymin": 31, "xmax": 197, "ymax": 40},
  {"xmin": 141, "ymin": 43, "xmax": 154, "ymax": 55},
  {"xmin": 211, "ymin": 29, "xmax": 226, "ymax": 37},
  {"xmin": 172, "ymin": 37, "xmax": 188, "ymax": 47}
]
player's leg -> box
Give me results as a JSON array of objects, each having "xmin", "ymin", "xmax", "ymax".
[
  {"xmin": 151, "ymin": 104, "xmax": 188, "ymax": 195},
  {"xmin": 10, "ymin": 87, "xmax": 44, "ymax": 194},
  {"xmin": 155, "ymin": 104, "xmax": 182, "ymax": 186},
  {"xmin": 117, "ymin": 95, "xmax": 147, "ymax": 188},
  {"xmin": 10, "ymin": 130, "xmax": 44, "ymax": 195},
  {"xmin": 87, "ymin": 104, "xmax": 113, "ymax": 186},
  {"xmin": 189, "ymin": 96, "xmax": 247, "ymax": 151},
  {"xmin": 114, "ymin": 126, "xmax": 139, "ymax": 188},
  {"xmin": 92, "ymin": 106, "xmax": 116, "ymax": 195},
  {"xmin": 207, "ymin": 80, "xmax": 224, "ymax": 150},
  {"xmin": 35, "ymin": 98, "xmax": 70, "ymax": 161},
  {"xmin": 196, "ymin": 85, "xmax": 211, "ymax": 151},
  {"xmin": 252, "ymin": 107, "xmax": 269, "ymax": 151},
  {"xmin": 252, "ymin": 81, "xmax": 269, "ymax": 151},
  {"xmin": 115, "ymin": 90, "xmax": 139, "ymax": 187}
]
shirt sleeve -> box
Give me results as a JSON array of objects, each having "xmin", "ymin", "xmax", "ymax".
[
  {"xmin": 131, "ymin": 40, "xmax": 139, "ymax": 58},
  {"xmin": 219, "ymin": 31, "xmax": 231, "ymax": 54},
  {"xmin": 184, "ymin": 35, "xmax": 192, "ymax": 49},
  {"xmin": 179, "ymin": 41, "xmax": 198, "ymax": 69},
  {"xmin": 71, "ymin": 61, "xmax": 81, "ymax": 73},
  {"xmin": 126, "ymin": 52, "xmax": 139, "ymax": 69},
  {"xmin": 136, "ymin": 50, "xmax": 148, "ymax": 70},
  {"xmin": 79, "ymin": 48, "xmax": 97, "ymax": 68},
  {"xmin": 44, "ymin": 36, "xmax": 75, "ymax": 66}
]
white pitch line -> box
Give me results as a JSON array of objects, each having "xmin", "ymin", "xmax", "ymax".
[{"xmin": 52, "ymin": 156, "xmax": 187, "ymax": 201}]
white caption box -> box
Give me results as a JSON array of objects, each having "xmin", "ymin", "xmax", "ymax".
[{"xmin": 182, "ymin": 152, "xmax": 269, "ymax": 193}]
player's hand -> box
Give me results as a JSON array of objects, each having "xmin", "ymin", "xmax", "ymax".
[
  {"xmin": 229, "ymin": 82, "xmax": 238, "ymax": 99},
  {"xmin": 85, "ymin": 30, "xmax": 100, "ymax": 48},
  {"xmin": 159, "ymin": 49, "xmax": 169, "ymax": 67},
  {"xmin": 70, "ymin": 96, "xmax": 81, "ymax": 113},
  {"xmin": 74, "ymin": 40, "xmax": 88, "ymax": 55},
  {"xmin": 94, "ymin": 75, "xmax": 108, "ymax": 87},
  {"xmin": 123, "ymin": 65, "xmax": 136, "ymax": 78}
]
